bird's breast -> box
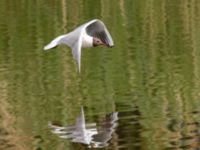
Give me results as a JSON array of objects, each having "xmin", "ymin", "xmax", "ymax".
[{"xmin": 81, "ymin": 32, "xmax": 93, "ymax": 48}]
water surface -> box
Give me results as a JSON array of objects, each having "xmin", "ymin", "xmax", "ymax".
[{"xmin": 0, "ymin": 0, "xmax": 199, "ymax": 150}]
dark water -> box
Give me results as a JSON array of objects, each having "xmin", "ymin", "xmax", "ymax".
[{"xmin": 0, "ymin": 0, "xmax": 200, "ymax": 150}]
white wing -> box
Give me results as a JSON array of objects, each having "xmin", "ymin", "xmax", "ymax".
[
  {"xmin": 71, "ymin": 29, "xmax": 83, "ymax": 73},
  {"xmin": 86, "ymin": 19, "xmax": 114, "ymax": 47},
  {"xmin": 44, "ymin": 31, "xmax": 78, "ymax": 50},
  {"xmin": 71, "ymin": 19, "xmax": 114, "ymax": 72},
  {"xmin": 70, "ymin": 19, "xmax": 98, "ymax": 73},
  {"xmin": 44, "ymin": 35, "xmax": 69, "ymax": 50},
  {"xmin": 44, "ymin": 19, "xmax": 114, "ymax": 73}
]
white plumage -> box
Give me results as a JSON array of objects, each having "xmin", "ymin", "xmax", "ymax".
[{"xmin": 44, "ymin": 19, "xmax": 114, "ymax": 73}]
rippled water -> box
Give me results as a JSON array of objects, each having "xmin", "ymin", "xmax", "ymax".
[{"xmin": 0, "ymin": 0, "xmax": 200, "ymax": 150}]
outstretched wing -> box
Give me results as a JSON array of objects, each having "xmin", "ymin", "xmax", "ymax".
[
  {"xmin": 44, "ymin": 35, "xmax": 69, "ymax": 50},
  {"xmin": 44, "ymin": 19, "xmax": 113, "ymax": 73},
  {"xmin": 43, "ymin": 26, "xmax": 83, "ymax": 72},
  {"xmin": 71, "ymin": 32, "xmax": 82, "ymax": 73},
  {"xmin": 70, "ymin": 19, "xmax": 99, "ymax": 73},
  {"xmin": 72, "ymin": 19, "xmax": 113, "ymax": 72},
  {"xmin": 85, "ymin": 20, "xmax": 114, "ymax": 47}
]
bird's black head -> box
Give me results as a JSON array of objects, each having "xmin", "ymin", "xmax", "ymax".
[{"xmin": 93, "ymin": 37, "xmax": 105, "ymax": 47}]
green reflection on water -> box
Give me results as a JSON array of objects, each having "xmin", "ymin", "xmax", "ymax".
[{"xmin": 0, "ymin": 0, "xmax": 199, "ymax": 150}]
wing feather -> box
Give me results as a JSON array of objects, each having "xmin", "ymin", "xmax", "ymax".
[
  {"xmin": 71, "ymin": 31, "xmax": 83, "ymax": 73},
  {"xmin": 44, "ymin": 19, "xmax": 113, "ymax": 73},
  {"xmin": 85, "ymin": 20, "xmax": 114, "ymax": 47}
]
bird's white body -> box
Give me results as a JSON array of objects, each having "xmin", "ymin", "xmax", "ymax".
[
  {"xmin": 81, "ymin": 31, "xmax": 93, "ymax": 48},
  {"xmin": 44, "ymin": 19, "xmax": 114, "ymax": 72}
]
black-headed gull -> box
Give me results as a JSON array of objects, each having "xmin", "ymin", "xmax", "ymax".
[
  {"xmin": 44, "ymin": 19, "xmax": 114, "ymax": 72},
  {"xmin": 49, "ymin": 107, "xmax": 118, "ymax": 148}
]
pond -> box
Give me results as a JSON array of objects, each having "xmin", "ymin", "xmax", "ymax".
[{"xmin": 0, "ymin": 0, "xmax": 199, "ymax": 150}]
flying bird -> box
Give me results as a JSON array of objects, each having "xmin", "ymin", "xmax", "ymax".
[{"xmin": 44, "ymin": 19, "xmax": 114, "ymax": 72}]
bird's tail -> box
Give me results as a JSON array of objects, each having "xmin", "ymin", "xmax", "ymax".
[{"xmin": 44, "ymin": 35, "xmax": 67, "ymax": 50}]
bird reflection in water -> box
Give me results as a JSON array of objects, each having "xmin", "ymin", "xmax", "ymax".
[{"xmin": 48, "ymin": 107, "xmax": 118, "ymax": 148}]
